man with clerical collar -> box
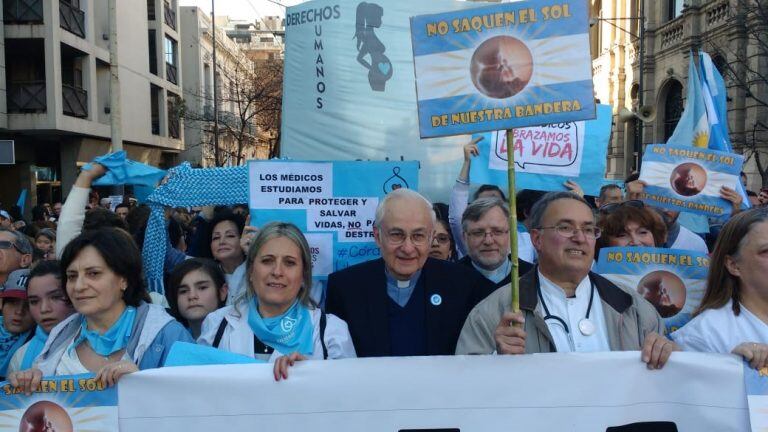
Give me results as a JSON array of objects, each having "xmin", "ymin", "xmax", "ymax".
[
  {"xmin": 458, "ymin": 198, "xmax": 533, "ymax": 287},
  {"xmin": 456, "ymin": 191, "xmax": 678, "ymax": 368},
  {"xmin": 326, "ymin": 188, "xmax": 496, "ymax": 358}
]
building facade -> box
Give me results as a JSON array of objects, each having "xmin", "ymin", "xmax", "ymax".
[
  {"xmin": 217, "ymin": 15, "xmax": 285, "ymax": 62},
  {"xmin": 0, "ymin": 0, "xmax": 184, "ymax": 209},
  {"xmin": 592, "ymin": 0, "xmax": 767, "ymax": 189}
]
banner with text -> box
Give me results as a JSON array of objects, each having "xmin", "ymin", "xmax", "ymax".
[
  {"xmin": 248, "ymin": 160, "xmax": 418, "ymax": 277},
  {"xmin": 469, "ymin": 104, "xmax": 611, "ymax": 196},
  {"xmin": 117, "ymin": 353, "xmax": 748, "ymax": 431},
  {"xmin": 410, "ymin": 0, "xmax": 596, "ymax": 138},
  {"xmin": 0, "ymin": 374, "xmax": 118, "ymax": 431},
  {"xmin": 282, "ymin": 0, "xmax": 482, "ymax": 203},
  {"xmin": 639, "ymin": 144, "xmax": 744, "ymax": 217},
  {"xmin": 594, "ymin": 246, "xmax": 709, "ymax": 332},
  {"xmin": 745, "ymin": 363, "xmax": 768, "ymax": 432}
]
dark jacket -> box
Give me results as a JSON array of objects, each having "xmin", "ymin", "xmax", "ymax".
[
  {"xmin": 457, "ymin": 255, "xmax": 534, "ymax": 289},
  {"xmin": 326, "ymin": 257, "xmax": 496, "ymax": 357}
]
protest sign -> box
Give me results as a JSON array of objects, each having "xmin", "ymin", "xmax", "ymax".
[
  {"xmin": 282, "ymin": 0, "xmax": 481, "ymax": 202},
  {"xmin": 469, "ymin": 104, "xmax": 611, "ymax": 196},
  {"xmin": 107, "ymin": 195, "xmax": 123, "ymax": 212},
  {"xmin": 0, "ymin": 374, "xmax": 118, "ymax": 431},
  {"xmin": 248, "ymin": 160, "xmax": 418, "ymax": 276},
  {"xmin": 745, "ymin": 363, "xmax": 768, "ymax": 432},
  {"xmin": 594, "ymin": 246, "xmax": 709, "ymax": 332},
  {"xmin": 639, "ymin": 144, "xmax": 744, "ymax": 217},
  {"xmin": 118, "ymin": 353, "xmax": 748, "ymax": 431},
  {"xmin": 410, "ymin": 0, "xmax": 595, "ymax": 138}
]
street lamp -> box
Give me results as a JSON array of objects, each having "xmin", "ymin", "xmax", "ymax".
[{"xmin": 590, "ymin": 3, "xmax": 647, "ymax": 171}]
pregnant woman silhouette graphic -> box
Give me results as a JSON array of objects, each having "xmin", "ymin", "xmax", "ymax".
[{"xmin": 354, "ymin": 2, "xmax": 392, "ymax": 91}]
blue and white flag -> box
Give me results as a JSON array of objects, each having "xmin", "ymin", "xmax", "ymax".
[
  {"xmin": 469, "ymin": 104, "xmax": 612, "ymax": 196},
  {"xmin": 0, "ymin": 374, "xmax": 118, "ymax": 431},
  {"xmin": 640, "ymin": 144, "xmax": 744, "ymax": 217},
  {"xmin": 248, "ymin": 160, "xmax": 418, "ymax": 277},
  {"xmin": 594, "ymin": 246, "xmax": 709, "ymax": 332},
  {"xmin": 410, "ymin": 0, "xmax": 596, "ymax": 138}
]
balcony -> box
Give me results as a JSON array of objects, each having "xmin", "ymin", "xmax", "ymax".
[
  {"xmin": 8, "ymin": 81, "xmax": 46, "ymax": 113},
  {"xmin": 3, "ymin": 0, "xmax": 43, "ymax": 24},
  {"xmin": 60, "ymin": 1, "xmax": 85, "ymax": 38},
  {"xmin": 164, "ymin": 2, "xmax": 176, "ymax": 30},
  {"xmin": 166, "ymin": 62, "xmax": 178, "ymax": 85},
  {"xmin": 62, "ymin": 84, "xmax": 88, "ymax": 118}
]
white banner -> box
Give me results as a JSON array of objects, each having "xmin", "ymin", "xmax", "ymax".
[{"xmin": 118, "ymin": 353, "xmax": 749, "ymax": 431}]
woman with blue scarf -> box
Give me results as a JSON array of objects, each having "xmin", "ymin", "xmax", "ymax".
[
  {"xmin": 7, "ymin": 261, "xmax": 75, "ymax": 374},
  {"xmin": 9, "ymin": 228, "xmax": 193, "ymax": 393},
  {"xmin": 198, "ymin": 222, "xmax": 356, "ymax": 379}
]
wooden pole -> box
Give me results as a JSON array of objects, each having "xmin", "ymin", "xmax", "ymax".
[{"xmin": 505, "ymin": 129, "xmax": 519, "ymax": 312}]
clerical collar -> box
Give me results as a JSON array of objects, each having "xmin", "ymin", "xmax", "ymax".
[
  {"xmin": 472, "ymin": 257, "xmax": 511, "ymax": 284},
  {"xmin": 385, "ymin": 268, "xmax": 422, "ymax": 307}
]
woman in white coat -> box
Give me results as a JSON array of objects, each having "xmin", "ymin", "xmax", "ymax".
[{"xmin": 198, "ymin": 222, "xmax": 355, "ymax": 379}]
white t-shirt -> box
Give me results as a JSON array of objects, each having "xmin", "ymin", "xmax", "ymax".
[
  {"xmin": 538, "ymin": 272, "xmax": 611, "ymax": 353},
  {"xmin": 671, "ymin": 300, "xmax": 768, "ymax": 353},
  {"xmin": 225, "ymin": 262, "xmax": 247, "ymax": 305},
  {"xmin": 670, "ymin": 225, "xmax": 709, "ymax": 254}
]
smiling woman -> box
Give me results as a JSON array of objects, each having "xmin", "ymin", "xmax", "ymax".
[
  {"xmin": 197, "ymin": 222, "xmax": 356, "ymax": 380},
  {"xmin": 7, "ymin": 228, "xmax": 194, "ymax": 394}
]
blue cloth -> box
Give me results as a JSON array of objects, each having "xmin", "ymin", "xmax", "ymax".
[
  {"xmin": 142, "ymin": 163, "xmax": 249, "ymax": 295},
  {"xmin": 247, "ymin": 299, "xmax": 314, "ymax": 355},
  {"xmin": 387, "ymin": 281, "xmax": 427, "ymax": 356},
  {"xmin": 385, "ymin": 269, "xmax": 422, "ymax": 307},
  {"xmin": 83, "ymin": 151, "xmax": 167, "ymax": 202},
  {"xmin": 72, "ymin": 307, "xmax": 137, "ymax": 356},
  {"xmin": 0, "ymin": 319, "xmax": 30, "ymax": 377},
  {"xmin": 138, "ymin": 320, "xmax": 195, "ymax": 370},
  {"xmin": 164, "ymin": 342, "xmax": 263, "ymax": 367},
  {"xmin": 20, "ymin": 326, "xmax": 48, "ymax": 370}
]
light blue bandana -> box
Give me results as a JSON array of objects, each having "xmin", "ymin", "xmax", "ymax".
[
  {"xmin": 20, "ymin": 325, "xmax": 48, "ymax": 370},
  {"xmin": 0, "ymin": 319, "xmax": 29, "ymax": 376},
  {"xmin": 72, "ymin": 306, "xmax": 136, "ymax": 357},
  {"xmin": 247, "ymin": 299, "xmax": 314, "ymax": 356}
]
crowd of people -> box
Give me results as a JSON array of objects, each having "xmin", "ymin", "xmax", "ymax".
[{"xmin": 0, "ymin": 143, "xmax": 767, "ymax": 394}]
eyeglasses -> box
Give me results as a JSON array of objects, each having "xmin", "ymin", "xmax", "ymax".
[
  {"xmin": 432, "ymin": 234, "xmax": 451, "ymax": 245},
  {"xmin": 384, "ymin": 230, "xmax": 430, "ymax": 246},
  {"xmin": 598, "ymin": 200, "xmax": 645, "ymax": 215},
  {"xmin": 0, "ymin": 241, "xmax": 23, "ymax": 253},
  {"xmin": 537, "ymin": 224, "xmax": 601, "ymax": 239},
  {"xmin": 467, "ymin": 229, "xmax": 509, "ymax": 241}
]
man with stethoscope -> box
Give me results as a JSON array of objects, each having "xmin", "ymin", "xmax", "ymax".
[{"xmin": 456, "ymin": 192, "xmax": 680, "ymax": 369}]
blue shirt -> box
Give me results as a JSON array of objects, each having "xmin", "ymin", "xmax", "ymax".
[{"xmin": 385, "ymin": 269, "xmax": 422, "ymax": 307}]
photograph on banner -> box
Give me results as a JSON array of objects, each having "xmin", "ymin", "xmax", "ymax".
[
  {"xmin": 469, "ymin": 104, "xmax": 611, "ymax": 196},
  {"xmin": 281, "ymin": 0, "xmax": 483, "ymax": 203},
  {"xmin": 410, "ymin": 0, "xmax": 596, "ymax": 138},
  {"xmin": 0, "ymin": 374, "xmax": 118, "ymax": 431},
  {"xmin": 594, "ymin": 246, "xmax": 709, "ymax": 332},
  {"xmin": 639, "ymin": 144, "xmax": 744, "ymax": 217},
  {"xmin": 248, "ymin": 160, "xmax": 418, "ymax": 276},
  {"xmin": 745, "ymin": 362, "xmax": 768, "ymax": 432}
]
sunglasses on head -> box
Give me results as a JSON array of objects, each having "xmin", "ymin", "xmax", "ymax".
[
  {"xmin": 0, "ymin": 241, "xmax": 23, "ymax": 253},
  {"xmin": 598, "ymin": 200, "xmax": 645, "ymax": 215}
]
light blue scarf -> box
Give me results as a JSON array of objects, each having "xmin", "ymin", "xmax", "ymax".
[
  {"xmin": 247, "ymin": 299, "xmax": 314, "ymax": 356},
  {"xmin": 0, "ymin": 319, "xmax": 30, "ymax": 377},
  {"xmin": 72, "ymin": 307, "xmax": 137, "ymax": 356},
  {"xmin": 20, "ymin": 325, "xmax": 48, "ymax": 370}
]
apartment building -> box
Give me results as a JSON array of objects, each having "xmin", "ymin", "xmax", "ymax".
[
  {"xmin": 592, "ymin": 0, "xmax": 767, "ymax": 185},
  {"xmin": 0, "ymin": 0, "xmax": 183, "ymax": 208},
  {"xmin": 217, "ymin": 15, "xmax": 284, "ymax": 62}
]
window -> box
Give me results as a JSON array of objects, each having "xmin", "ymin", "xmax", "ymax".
[
  {"xmin": 148, "ymin": 30, "xmax": 158, "ymax": 75},
  {"xmin": 667, "ymin": 0, "xmax": 684, "ymax": 21},
  {"xmin": 663, "ymin": 80, "xmax": 684, "ymax": 141},
  {"xmin": 164, "ymin": 36, "xmax": 177, "ymax": 66}
]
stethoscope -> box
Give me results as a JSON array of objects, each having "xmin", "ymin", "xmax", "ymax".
[{"xmin": 536, "ymin": 277, "xmax": 597, "ymax": 342}]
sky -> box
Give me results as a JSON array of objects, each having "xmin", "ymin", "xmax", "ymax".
[{"xmin": 179, "ymin": 0, "xmax": 307, "ymax": 21}]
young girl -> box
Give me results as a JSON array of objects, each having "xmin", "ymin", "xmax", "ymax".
[{"xmin": 167, "ymin": 258, "xmax": 228, "ymax": 339}]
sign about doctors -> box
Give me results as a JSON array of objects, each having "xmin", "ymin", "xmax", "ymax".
[
  {"xmin": 469, "ymin": 104, "xmax": 611, "ymax": 196},
  {"xmin": 639, "ymin": 144, "xmax": 744, "ymax": 217},
  {"xmin": 0, "ymin": 374, "xmax": 118, "ymax": 431},
  {"xmin": 410, "ymin": 0, "xmax": 596, "ymax": 138},
  {"xmin": 248, "ymin": 160, "xmax": 418, "ymax": 277},
  {"xmin": 594, "ymin": 247, "xmax": 709, "ymax": 332},
  {"xmin": 118, "ymin": 353, "xmax": 748, "ymax": 431}
]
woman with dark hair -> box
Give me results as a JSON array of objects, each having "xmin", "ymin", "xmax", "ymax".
[
  {"xmin": 167, "ymin": 258, "xmax": 228, "ymax": 338},
  {"xmin": 207, "ymin": 210, "xmax": 247, "ymax": 304},
  {"xmin": 596, "ymin": 201, "xmax": 667, "ymax": 255},
  {"xmin": 34, "ymin": 229, "xmax": 56, "ymax": 261},
  {"xmin": 430, "ymin": 218, "xmax": 455, "ymax": 261},
  {"xmin": 198, "ymin": 222, "xmax": 355, "ymax": 379},
  {"xmin": 671, "ymin": 208, "xmax": 768, "ymax": 369},
  {"xmin": 8, "ymin": 228, "xmax": 193, "ymax": 392}
]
